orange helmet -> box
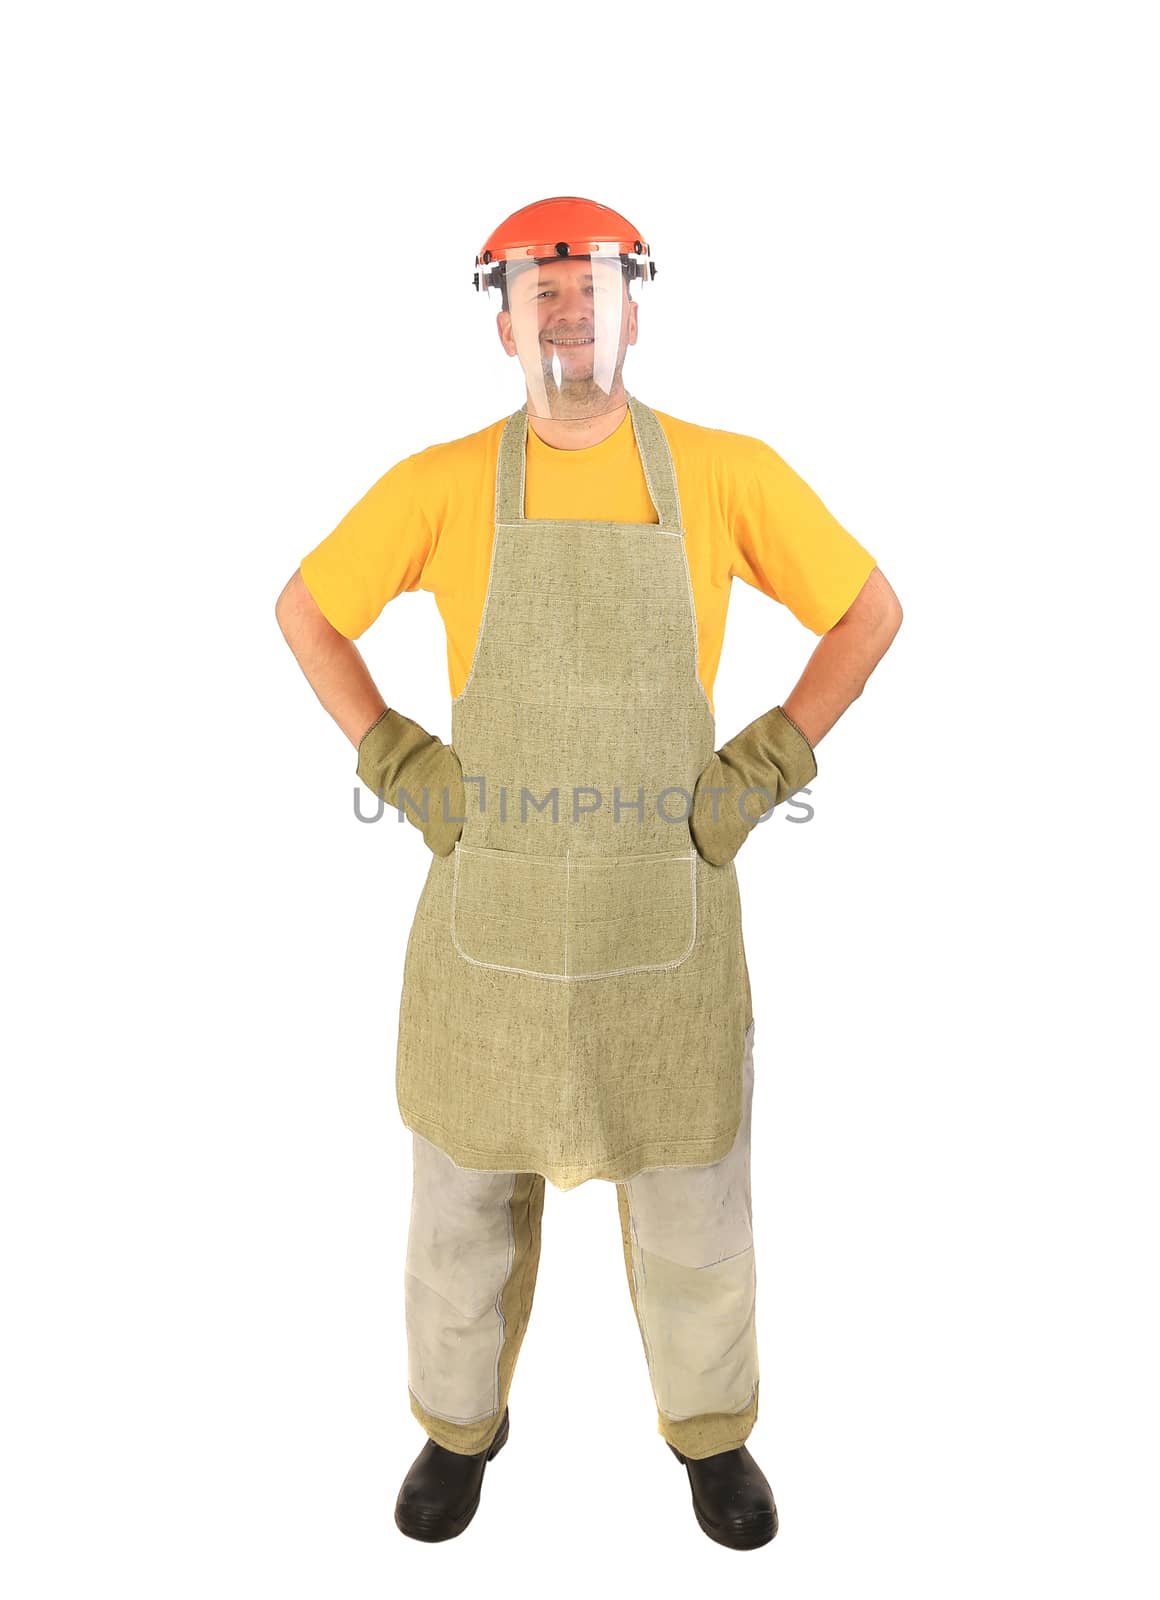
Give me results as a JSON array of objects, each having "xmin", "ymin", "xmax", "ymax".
[{"xmin": 474, "ymin": 195, "xmax": 655, "ymax": 298}]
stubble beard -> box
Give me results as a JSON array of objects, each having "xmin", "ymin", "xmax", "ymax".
[{"xmin": 538, "ymin": 349, "xmax": 627, "ymax": 418}]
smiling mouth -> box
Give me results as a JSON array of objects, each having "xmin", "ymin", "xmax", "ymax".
[{"xmin": 547, "ymin": 337, "xmax": 594, "ymax": 345}]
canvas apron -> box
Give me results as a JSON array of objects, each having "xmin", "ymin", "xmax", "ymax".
[{"xmin": 394, "ymin": 394, "xmax": 754, "ymax": 1191}]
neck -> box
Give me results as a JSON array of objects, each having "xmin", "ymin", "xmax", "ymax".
[{"xmin": 526, "ymin": 399, "xmax": 629, "ymax": 451}]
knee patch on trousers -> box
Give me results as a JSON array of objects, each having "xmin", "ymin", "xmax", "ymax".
[
  {"xmin": 404, "ymin": 1134, "xmax": 518, "ymax": 1424},
  {"xmin": 620, "ymin": 1019, "xmax": 758, "ymax": 1421}
]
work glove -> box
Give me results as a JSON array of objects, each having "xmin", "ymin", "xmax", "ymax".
[
  {"xmin": 688, "ymin": 706, "xmax": 816, "ymax": 867},
  {"xmin": 356, "ymin": 707, "xmax": 465, "ymax": 857}
]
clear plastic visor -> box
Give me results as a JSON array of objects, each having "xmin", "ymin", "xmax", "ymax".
[{"xmin": 482, "ymin": 248, "xmax": 643, "ymax": 421}]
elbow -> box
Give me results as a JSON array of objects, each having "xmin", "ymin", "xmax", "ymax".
[
  {"xmin": 871, "ymin": 595, "xmax": 903, "ymax": 667},
  {"xmin": 275, "ymin": 569, "xmax": 309, "ymax": 640},
  {"xmin": 867, "ymin": 571, "xmax": 903, "ymax": 649},
  {"xmin": 276, "ymin": 568, "xmax": 346, "ymax": 652},
  {"xmin": 274, "ymin": 583, "xmax": 294, "ymax": 641}
]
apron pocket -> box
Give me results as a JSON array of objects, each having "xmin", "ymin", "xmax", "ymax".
[
  {"xmin": 451, "ymin": 844, "xmax": 568, "ymax": 976},
  {"xmin": 566, "ymin": 849, "xmax": 698, "ymax": 977},
  {"xmin": 451, "ymin": 845, "xmax": 698, "ymax": 979}
]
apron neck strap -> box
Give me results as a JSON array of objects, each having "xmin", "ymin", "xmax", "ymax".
[{"xmin": 495, "ymin": 394, "xmax": 683, "ymax": 529}]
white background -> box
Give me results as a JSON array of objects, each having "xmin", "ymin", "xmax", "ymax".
[{"xmin": 4, "ymin": 1, "xmax": 1156, "ymax": 1595}]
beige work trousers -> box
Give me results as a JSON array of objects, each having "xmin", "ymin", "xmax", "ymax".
[{"xmin": 403, "ymin": 1020, "xmax": 760, "ymax": 1460}]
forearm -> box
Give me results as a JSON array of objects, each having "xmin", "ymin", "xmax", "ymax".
[
  {"xmin": 275, "ymin": 571, "xmax": 386, "ymax": 747},
  {"xmin": 781, "ymin": 568, "xmax": 902, "ymax": 747}
]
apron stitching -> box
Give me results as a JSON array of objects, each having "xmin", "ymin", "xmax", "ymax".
[
  {"xmin": 678, "ymin": 532, "xmax": 715, "ymax": 719},
  {"xmin": 449, "ymin": 849, "xmax": 699, "ymax": 980},
  {"xmin": 634, "ymin": 394, "xmax": 686, "ymax": 526},
  {"xmin": 451, "ymin": 693, "xmax": 697, "ymax": 712},
  {"xmin": 637, "ymin": 403, "xmax": 708, "ymax": 715},
  {"xmin": 628, "ymin": 401, "xmax": 711, "ymax": 718},
  {"xmin": 493, "ymin": 521, "xmax": 682, "ymax": 536},
  {"xmin": 403, "ymin": 1111, "xmax": 737, "ymax": 1168},
  {"xmin": 454, "ymin": 420, "xmax": 518, "ymax": 707},
  {"xmin": 447, "ymin": 949, "xmax": 699, "ymax": 983},
  {"xmin": 630, "ymin": 400, "xmax": 709, "ymax": 712},
  {"xmin": 518, "ymin": 408, "xmax": 527, "ymax": 519},
  {"xmin": 496, "ymin": 405, "xmax": 525, "ymax": 524},
  {"xmin": 456, "ymin": 844, "xmax": 697, "ymax": 864},
  {"xmin": 629, "ymin": 394, "xmax": 679, "ymax": 527}
]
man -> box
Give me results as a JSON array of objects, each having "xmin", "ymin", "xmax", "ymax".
[{"xmin": 276, "ymin": 196, "xmax": 902, "ymax": 1550}]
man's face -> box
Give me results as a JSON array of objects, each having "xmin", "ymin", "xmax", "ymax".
[{"xmin": 496, "ymin": 254, "xmax": 638, "ymax": 407}]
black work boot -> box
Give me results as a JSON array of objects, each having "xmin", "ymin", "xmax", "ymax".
[
  {"xmin": 668, "ymin": 1440, "xmax": 778, "ymax": 1550},
  {"xmin": 394, "ymin": 1407, "xmax": 510, "ymax": 1542}
]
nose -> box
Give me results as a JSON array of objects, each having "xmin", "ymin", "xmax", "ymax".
[{"xmin": 549, "ymin": 281, "xmax": 592, "ymax": 324}]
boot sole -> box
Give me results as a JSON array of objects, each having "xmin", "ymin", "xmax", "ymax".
[{"xmin": 395, "ymin": 1411, "xmax": 510, "ymax": 1543}]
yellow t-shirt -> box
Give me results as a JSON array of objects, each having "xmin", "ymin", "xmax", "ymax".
[{"xmin": 299, "ymin": 405, "xmax": 876, "ymax": 715}]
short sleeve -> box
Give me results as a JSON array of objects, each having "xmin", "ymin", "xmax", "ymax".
[
  {"xmin": 731, "ymin": 439, "xmax": 877, "ymax": 634},
  {"xmin": 298, "ymin": 452, "xmax": 435, "ymax": 640}
]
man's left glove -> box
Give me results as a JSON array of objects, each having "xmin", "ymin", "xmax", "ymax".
[
  {"xmin": 356, "ymin": 707, "xmax": 465, "ymax": 856},
  {"xmin": 689, "ymin": 705, "xmax": 816, "ymax": 866}
]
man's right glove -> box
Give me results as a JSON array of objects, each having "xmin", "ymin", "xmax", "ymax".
[
  {"xmin": 356, "ymin": 707, "xmax": 465, "ymax": 856},
  {"xmin": 688, "ymin": 705, "xmax": 816, "ymax": 867}
]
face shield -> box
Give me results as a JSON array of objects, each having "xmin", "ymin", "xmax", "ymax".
[{"xmin": 478, "ymin": 243, "xmax": 648, "ymax": 421}]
